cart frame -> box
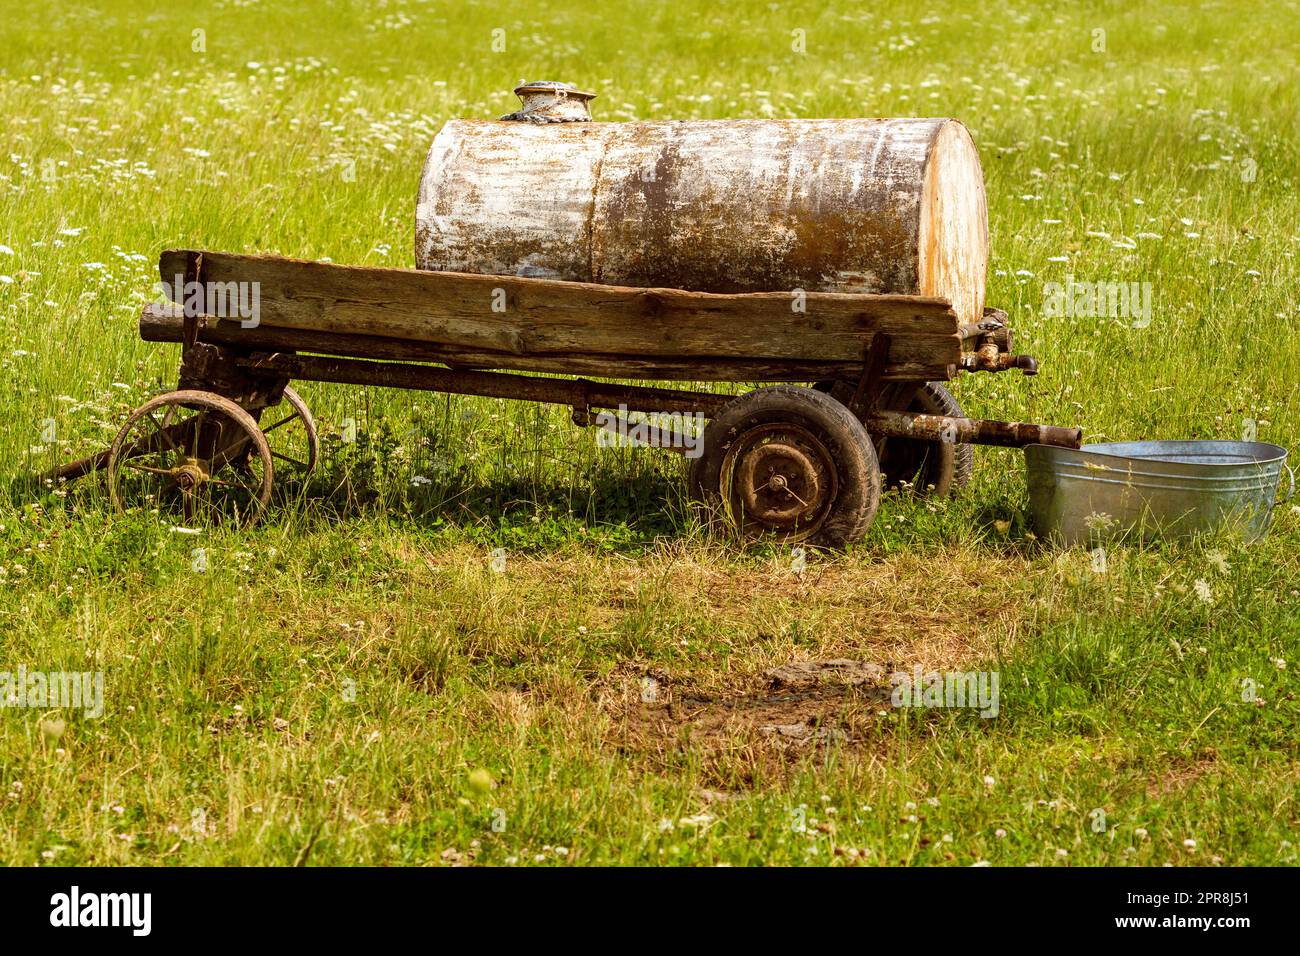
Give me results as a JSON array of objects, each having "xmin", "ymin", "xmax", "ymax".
[{"xmin": 50, "ymin": 249, "xmax": 1082, "ymax": 546}]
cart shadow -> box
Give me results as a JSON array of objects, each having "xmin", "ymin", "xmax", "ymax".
[
  {"xmin": 9, "ymin": 463, "xmax": 691, "ymax": 551},
  {"xmin": 5, "ymin": 474, "xmax": 53, "ymax": 508},
  {"xmin": 283, "ymin": 468, "xmax": 693, "ymax": 548},
  {"xmin": 962, "ymin": 500, "xmax": 1061, "ymax": 556}
]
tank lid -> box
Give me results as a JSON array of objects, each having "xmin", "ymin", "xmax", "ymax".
[
  {"xmin": 514, "ymin": 80, "xmax": 596, "ymax": 98},
  {"xmin": 501, "ymin": 80, "xmax": 596, "ymax": 123}
]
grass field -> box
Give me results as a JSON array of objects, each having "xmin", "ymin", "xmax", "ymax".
[{"xmin": 1, "ymin": 0, "xmax": 1297, "ymax": 866}]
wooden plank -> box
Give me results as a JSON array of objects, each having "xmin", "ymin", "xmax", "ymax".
[
  {"xmin": 140, "ymin": 304, "xmax": 956, "ymax": 383},
  {"xmin": 157, "ymin": 250, "xmax": 961, "ymax": 370}
]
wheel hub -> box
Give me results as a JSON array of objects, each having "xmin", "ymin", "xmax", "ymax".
[
  {"xmin": 172, "ymin": 459, "xmax": 209, "ymax": 491},
  {"xmin": 735, "ymin": 441, "xmax": 822, "ymax": 527},
  {"xmin": 721, "ymin": 424, "xmax": 838, "ymax": 539}
]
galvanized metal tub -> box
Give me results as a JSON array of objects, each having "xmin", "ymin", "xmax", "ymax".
[{"xmin": 1025, "ymin": 440, "xmax": 1293, "ymax": 546}]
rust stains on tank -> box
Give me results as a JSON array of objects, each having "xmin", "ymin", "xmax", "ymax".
[{"xmin": 416, "ymin": 117, "xmax": 988, "ymax": 323}]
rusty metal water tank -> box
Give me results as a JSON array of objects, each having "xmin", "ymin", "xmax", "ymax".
[{"xmin": 416, "ymin": 82, "xmax": 989, "ymax": 324}]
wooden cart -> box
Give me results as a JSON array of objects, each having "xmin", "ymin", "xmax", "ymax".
[{"xmin": 52, "ymin": 248, "xmax": 1081, "ymax": 548}]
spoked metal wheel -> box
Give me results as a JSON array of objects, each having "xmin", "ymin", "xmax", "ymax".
[
  {"xmin": 255, "ymin": 385, "xmax": 319, "ymax": 478},
  {"xmin": 106, "ymin": 389, "xmax": 273, "ymax": 526},
  {"xmin": 689, "ymin": 386, "xmax": 881, "ymax": 549}
]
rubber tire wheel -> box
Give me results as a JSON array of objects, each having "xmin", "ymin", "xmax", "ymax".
[
  {"xmin": 689, "ymin": 385, "xmax": 881, "ymax": 549},
  {"xmin": 811, "ymin": 380, "xmax": 974, "ymax": 496},
  {"xmin": 877, "ymin": 382, "xmax": 974, "ymax": 496}
]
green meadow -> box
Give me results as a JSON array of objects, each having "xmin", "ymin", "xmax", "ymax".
[{"xmin": 0, "ymin": 0, "xmax": 1296, "ymax": 865}]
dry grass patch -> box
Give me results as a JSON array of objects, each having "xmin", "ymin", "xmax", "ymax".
[
  {"xmin": 378, "ymin": 543, "xmax": 1041, "ymax": 786},
  {"xmin": 400, "ymin": 542, "xmax": 1034, "ymax": 671},
  {"xmin": 1145, "ymin": 755, "xmax": 1223, "ymax": 798}
]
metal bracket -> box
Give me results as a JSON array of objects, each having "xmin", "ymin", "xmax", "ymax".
[{"xmin": 848, "ymin": 333, "xmax": 892, "ymax": 417}]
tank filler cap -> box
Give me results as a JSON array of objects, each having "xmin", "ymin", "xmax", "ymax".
[{"xmin": 501, "ymin": 80, "xmax": 596, "ymax": 123}]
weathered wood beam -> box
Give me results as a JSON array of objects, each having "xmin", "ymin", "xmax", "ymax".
[
  {"xmin": 140, "ymin": 303, "xmax": 955, "ymax": 383},
  {"xmin": 156, "ymin": 250, "xmax": 962, "ymax": 375}
]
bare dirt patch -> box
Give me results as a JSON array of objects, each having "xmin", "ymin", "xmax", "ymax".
[
  {"xmin": 1145, "ymin": 755, "xmax": 1221, "ymax": 797},
  {"xmin": 394, "ymin": 544, "xmax": 1040, "ymax": 785},
  {"xmin": 602, "ymin": 658, "xmax": 899, "ymax": 785}
]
